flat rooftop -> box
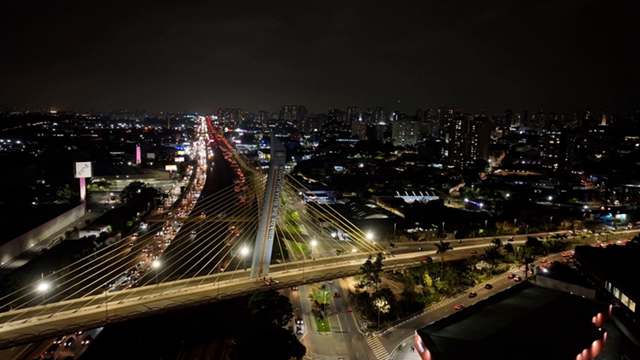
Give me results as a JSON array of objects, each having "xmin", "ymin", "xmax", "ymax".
[{"xmin": 417, "ymin": 284, "xmax": 602, "ymax": 360}]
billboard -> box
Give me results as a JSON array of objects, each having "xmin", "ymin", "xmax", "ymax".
[
  {"xmin": 75, "ymin": 162, "xmax": 92, "ymax": 178},
  {"xmin": 146, "ymin": 152, "xmax": 156, "ymax": 160},
  {"xmin": 165, "ymin": 164, "xmax": 178, "ymax": 172},
  {"xmin": 174, "ymin": 156, "xmax": 185, "ymax": 163}
]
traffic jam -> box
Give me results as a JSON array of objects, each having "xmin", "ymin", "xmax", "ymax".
[{"xmin": 35, "ymin": 117, "xmax": 211, "ymax": 360}]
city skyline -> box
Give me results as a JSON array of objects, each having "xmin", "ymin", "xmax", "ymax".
[{"xmin": 2, "ymin": 1, "xmax": 639, "ymax": 113}]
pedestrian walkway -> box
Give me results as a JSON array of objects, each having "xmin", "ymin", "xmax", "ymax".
[{"xmin": 366, "ymin": 335, "xmax": 390, "ymax": 360}]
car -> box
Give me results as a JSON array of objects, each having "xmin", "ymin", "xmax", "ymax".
[
  {"xmin": 291, "ymin": 286, "xmax": 298, "ymax": 291},
  {"xmin": 346, "ymin": 307, "xmax": 352, "ymax": 313},
  {"xmin": 484, "ymin": 283, "xmax": 493, "ymax": 290},
  {"xmin": 507, "ymin": 273, "xmax": 516, "ymax": 279},
  {"xmin": 52, "ymin": 337, "xmax": 64, "ymax": 345},
  {"xmin": 468, "ymin": 292, "xmax": 477, "ymax": 298},
  {"xmin": 63, "ymin": 337, "xmax": 75, "ymax": 348},
  {"xmin": 334, "ymin": 292, "xmax": 341, "ymax": 298},
  {"xmin": 453, "ymin": 304, "xmax": 465, "ymax": 311},
  {"xmin": 80, "ymin": 335, "xmax": 93, "ymax": 346},
  {"xmin": 513, "ymin": 276, "xmax": 522, "ymax": 282},
  {"xmin": 295, "ymin": 325, "xmax": 303, "ymax": 335}
]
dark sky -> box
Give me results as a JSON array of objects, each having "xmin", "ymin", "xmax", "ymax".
[{"xmin": 1, "ymin": 1, "xmax": 638, "ymax": 114}]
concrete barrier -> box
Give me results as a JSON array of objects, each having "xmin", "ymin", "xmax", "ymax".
[{"xmin": 0, "ymin": 203, "xmax": 86, "ymax": 265}]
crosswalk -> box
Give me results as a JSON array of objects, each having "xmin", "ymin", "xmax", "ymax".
[{"xmin": 366, "ymin": 335, "xmax": 390, "ymax": 360}]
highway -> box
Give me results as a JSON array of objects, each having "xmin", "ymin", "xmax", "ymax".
[{"xmin": 0, "ymin": 227, "xmax": 638, "ymax": 348}]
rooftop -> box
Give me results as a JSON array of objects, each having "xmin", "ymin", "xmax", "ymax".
[{"xmin": 417, "ymin": 284, "xmax": 602, "ymax": 360}]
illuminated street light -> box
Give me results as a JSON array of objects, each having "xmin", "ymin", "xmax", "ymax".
[
  {"xmin": 35, "ymin": 280, "xmax": 51, "ymax": 294},
  {"xmin": 479, "ymin": 202, "xmax": 484, "ymax": 208},
  {"xmin": 463, "ymin": 198, "xmax": 469, "ymax": 203},
  {"xmin": 505, "ymin": 193, "xmax": 511, "ymax": 198},
  {"xmin": 310, "ymin": 239, "xmax": 318, "ymax": 248},
  {"xmin": 547, "ymin": 195, "xmax": 554, "ymax": 202},
  {"xmin": 151, "ymin": 259, "xmax": 162, "ymax": 270},
  {"xmin": 239, "ymin": 245, "xmax": 250, "ymax": 257},
  {"xmin": 351, "ymin": 247, "xmax": 357, "ymax": 253},
  {"xmin": 365, "ymin": 231, "xmax": 375, "ymax": 241}
]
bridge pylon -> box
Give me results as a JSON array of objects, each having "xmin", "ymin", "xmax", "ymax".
[{"xmin": 251, "ymin": 137, "xmax": 286, "ymax": 278}]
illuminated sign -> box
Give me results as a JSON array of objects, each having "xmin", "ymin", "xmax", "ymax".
[
  {"xmin": 74, "ymin": 162, "xmax": 92, "ymax": 178},
  {"xmin": 165, "ymin": 165, "xmax": 178, "ymax": 172},
  {"xmin": 176, "ymin": 150, "xmax": 186, "ymax": 156},
  {"xmin": 174, "ymin": 157, "xmax": 185, "ymax": 163}
]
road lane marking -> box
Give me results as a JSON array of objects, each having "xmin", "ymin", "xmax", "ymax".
[{"xmin": 366, "ymin": 335, "xmax": 389, "ymax": 360}]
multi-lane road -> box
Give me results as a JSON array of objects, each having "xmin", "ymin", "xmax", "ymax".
[{"xmin": 0, "ymin": 227, "xmax": 637, "ymax": 348}]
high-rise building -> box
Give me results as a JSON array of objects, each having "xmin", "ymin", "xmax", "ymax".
[
  {"xmin": 300, "ymin": 115, "xmax": 326, "ymax": 134},
  {"xmin": 373, "ymin": 107, "xmax": 387, "ymax": 124},
  {"xmin": 392, "ymin": 119, "xmax": 420, "ymax": 146},
  {"xmin": 539, "ymin": 128, "xmax": 565, "ymax": 171},
  {"xmin": 441, "ymin": 112, "xmax": 491, "ymax": 169},
  {"xmin": 351, "ymin": 120, "xmax": 368, "ymax": 140},
  {"xmin": 345, "ymin": 106, "xmax": 360, "ymax": 127},
  {"xmin": 279, "ymin": 105, "xmax": 307, "ymax": 126}
]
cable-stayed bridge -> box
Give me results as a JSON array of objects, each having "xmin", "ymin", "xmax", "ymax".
[{"xmin": 0, "ymin": 116, "xmax": 637, "ymax": 348}]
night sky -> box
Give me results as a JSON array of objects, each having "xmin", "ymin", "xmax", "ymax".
[{"xmin": 1, "ymin": 1, "xmax": 638, "ymax": 113}]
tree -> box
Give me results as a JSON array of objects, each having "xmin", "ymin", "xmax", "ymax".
[
  {"xmin": 247, "ymin": 289, "xmax": 293, "ymax": 328},
  {"xmin": 358, "ymin": 253, "xmax": 384, "ymax": 290},
  {"xmin": 119, "ymin": 181, "xmax": 146, "ymax": 204},
  {"xmin": 435, "ymin": 241, "xmax": 452, "ymax": 278},
  {"xmin": 373, "ymin": 297, "xmax": 390, "ymax": 328},
  {"xmin": 55, "ymin": 184, "xmax": 75, "ymax": 204},
  {"xmin": 422, "ymin": 272, "xmax": 433, "ymax": 288},
  {"xmin": 504, "ymin": 243, "xmax": 515, "ymax": 254},
  {"xmin": 233, "ymin": 326, "xmax": 306, "ymax": 360},
  {"xmin": 310, "ymin": 285, "xmax": 331, "ymax": 316},
  {"xmin": 483, "ymin": 245, "xmax": 501, "ymax": 270},
  {"xmin": 516, "ymin": 246, "xmax": 535, "ymax": 279}
]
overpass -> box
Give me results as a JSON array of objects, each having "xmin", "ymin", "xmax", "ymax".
[
  {"xmin": 1, "ymin": 227, "xmax": 639, "ymax": 348},
  {"xmin": 0, "ymin": 240, "xmax": 514, "ymax": 348}
]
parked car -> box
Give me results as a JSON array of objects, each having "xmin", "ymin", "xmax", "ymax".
[
  {"xmin": 453, "ymin": 304, "xmax": 465, "ymax": 311},
  {"xmin": 484, "ymin": 283, "xmax": 493, "ymax": 290},
  {"xmin": 468, "ymin": 292, "xmax": 477, "ymax": 298}
]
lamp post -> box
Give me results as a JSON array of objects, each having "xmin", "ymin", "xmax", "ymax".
[
  {"xmin": 239, "ymin": 245, "xmax": 250, "ymax": 270},
  {"xmin": 35, "ymin": 278, "xmax": 51, "ymax": 303},
  {"xmin": 310, "ymin": 239, "xmax": 318, "ymax": 260},
  {"xmin": 151, "ymin": 258, "xmax": 162, "ymax": 285},
  {"xmin": 366, "ymin": 231, "xmax": 375, "ymax": 242}
]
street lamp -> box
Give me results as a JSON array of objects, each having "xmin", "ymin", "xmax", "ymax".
[
  {"xmin": 239, "ymin": 245, "xmax": 250, "ymax": 270},
  {"xmin": 547, "ymin": 195, "xmax": 554, "ymax": 202},
  {"xmin": 151, "ymin": 258, "xmax": 162, "ymax": 285},
  {"xmin": 366, "ymin": 231, "xmax": 375, "ymax": 241},
  {"xmin": 151, "ymin": 259, "xmax": 162, "ymax": 270},
  {"xmin": 240, "ymin": 245, "xmax": 250, "ymax": 258},
  {"xmin": 310, "ymin": 239, "xmax": 318, "ymax": 248},
  {"xmin": 35, "ymin": 280, "xmax": 51, "ymax": 294}
]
